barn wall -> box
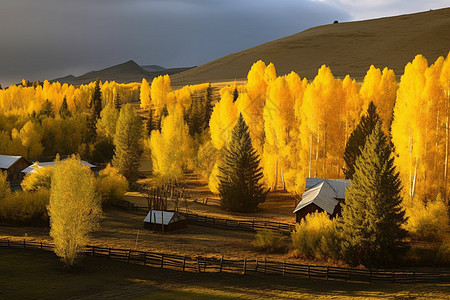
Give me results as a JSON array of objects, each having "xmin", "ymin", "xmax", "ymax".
[
  {"xmin": 6, "ymin": 158, "xmax": 30, "ymax": 184},
  {"xmin": 295, "ymin": 203, "xmax": 324, "ymax": 223}
]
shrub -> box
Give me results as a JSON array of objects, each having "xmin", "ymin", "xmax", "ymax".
[
  {"xmin": 291, "ymin": 212, "xmax": 339, "ymax": 259},
  {"xmin": 0, "ymin": 190, "xmax": 50, "ymax": 226},
  {"xmin": 0, "ymin": 170, "xmax": 10, "ymax": 198},
  {"xmin": 96, "ymin": 164, "xmax": 128, "ymax": 206},
  {"xmin": 404, "ymin": 195, "xmax": 449, "ymax": 242},
  {"xmin": 21, "ymin": 165, "xmax": 53, "ymax": 191},
  {"xmin": 253, "ymin": 229, "xmax": 289, "ymax": 253}
]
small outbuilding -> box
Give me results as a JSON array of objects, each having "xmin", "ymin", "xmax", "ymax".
[
  {"xmin": 293, "ymin": 178, "xmax": 350, "ymax": 223},
  {"xmin": 143, "ymin": 210, "xmax": 187, "ymax": 232},
  {"xmin": 0, "ymin": 155, "xmax": 31, "ymax": 184},
  {"xmin": 21, "ymin": 160, "xmax": 96, "ymax": 174}
]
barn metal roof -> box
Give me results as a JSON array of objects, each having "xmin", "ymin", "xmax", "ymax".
[
  {"xmin": 305, "ymin": 178, "xmax": 350, "ymax": 199},
  {"xmin": 22, "ymin": 160, "xmax": 96, "ymax": 173},
  {"xmin": 0, "ymin": 155, "xmax": 23, "ymax": 169},
  {"xmin": 293, "ymin": 181, "xmax": 339, "ymax": 215},
  {"xmin": 144, "ymin": 210, "xmax": 175, "ymax": 225}
]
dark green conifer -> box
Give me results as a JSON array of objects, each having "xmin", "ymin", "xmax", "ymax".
[
  {"xmin": 114, "ymin": 92, "xmax": 121, "ymax": 111},
  {"xmin": 339, "ymin": 121, "xmax": 406, "ymax": 267},
  {"xmin": 343, "ymin": 101, "xmax": 381, "ymax": 179},
  {"xmin": 218, "ymin": 114, "xmax": 269, "ymax": 212},
  {"xmin": 39, "ymin": 99, "xmax": 55, "ymax": 118},
  {"xmin": 59, "ymin": 96, "xmax": 71, "ymax": 118},
  {"xmin": 232, "ymin": 87, "xmax": 239, "ymax": 103},
  {"xmin": 87, "ymin": 78, "xmax": 103, "ymax": 143}
]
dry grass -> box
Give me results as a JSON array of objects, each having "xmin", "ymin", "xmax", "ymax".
[
  {"xmin": 1, "ymin": 248, "xmax": 449, "ymax": 299},
  {"xmin": 171, "ymin": 8, "xmax": 450, "ymax": 86}
]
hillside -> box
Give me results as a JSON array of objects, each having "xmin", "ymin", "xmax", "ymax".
[
  {"xmin": 52, "ymin": 60, "xmax": 193, "ymax": 85},
  {"xmin": 172, "ymin": 8, "xmax": 450, "ymax": 85}
]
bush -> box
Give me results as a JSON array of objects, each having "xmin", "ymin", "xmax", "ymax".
[
  {"xmin": 404, "ymin": 195, "xmax": 449, "ymax": 242},
  {"xmin": 253, "ymin": 229, "xmax": 289, "ymax": 253},
  {"xmin": 21, "ymin": 165, "xmax": 53, "ymax": 191},
  {"xmin": 0, "ymin": 190, "xmax": 50, "ymax": 226},
  {"xmin": 0, "ymin": 170, "xmax": 10, "ymax": 198},
  {"xmin": 96, "ymin": 164, "xmax": 128, "ymax": 206},
  {"xmin": 291, "ymin": 212, "xmax": 339, "ymax": 259}
]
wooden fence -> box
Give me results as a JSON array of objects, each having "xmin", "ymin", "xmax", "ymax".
[
  {"xmin": 117, "ymin": 200, "xmax": 296, "ymax": 235},
  {"xmin": 1, "ymin": 238, "xmax": 449, "ymax": 284}
]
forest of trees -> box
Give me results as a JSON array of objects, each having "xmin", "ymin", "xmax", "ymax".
[{"xmin": 0, "ymin": 52, "xmax": 449, "ymax": 238}]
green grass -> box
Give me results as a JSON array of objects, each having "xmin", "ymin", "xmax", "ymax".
[{"xmin": 0, "ymin": 248, "xmax": 449, "ymax": 299}]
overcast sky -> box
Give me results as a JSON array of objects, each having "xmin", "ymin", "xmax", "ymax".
[{"xmin": 0, "ymin": 0, "xmax": 448, "ymax": 86}]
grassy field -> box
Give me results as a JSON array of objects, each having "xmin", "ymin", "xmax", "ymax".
[{"xmin": 1, "ymin": 248, "xmax": 449, "ymax": 299}]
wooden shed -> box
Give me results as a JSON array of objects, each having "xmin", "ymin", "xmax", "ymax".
[
  {"xmin": 143, "ymin": 210, "xmax": 187, "ymax": 232},
  {"xmin": 0, "ymin": 155, "xmax": 31, "ymax": 185},
  {"xmin": 293, "ymin": 178, "xmax": 350, "ymax": 223}
]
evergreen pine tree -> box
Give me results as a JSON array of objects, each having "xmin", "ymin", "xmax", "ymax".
[
  {"xmin": 338, "ymin": 121, "xmax": 406, "ymax": 267},
  {"xmin": 204, "ymin": 83, "xmax": 214, "ymax": 130},
  {"xmin": 39, "ymin": 99, "xmax": 55, "ymax": 118},
  {"xmin": 114, "ymin": 91, "xmax": 121, "ymax": 111},
  {"xmin": 343, "ymin": 101, "xmax": 381, "ymax": 179},
  {"xmin": 147, "ymin": 108, "xmax": 154, "ymax": 135},
  {"xmin": 232, "ymin": 87, "xmax": 239, "ymax": 103},
  {"xmin": 87, "ymin": 78, "xmax": 103, "ymax": 143},
  {"xmin": 218, "ymin": 114, "xmax": 269, "ymax": 212},
  {"xmin": 59, "ymin": 96, "xmax": 71, "ymax": 118}
]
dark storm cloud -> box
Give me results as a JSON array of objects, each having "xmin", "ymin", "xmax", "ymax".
[{"xmin": 0, "ymin": 0, "xmax": 350, "ymax": 86}]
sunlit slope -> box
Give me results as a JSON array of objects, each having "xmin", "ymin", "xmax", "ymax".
[{"xmin": 172, "ymin": 8, "xmax": 450, "ymax": 85}]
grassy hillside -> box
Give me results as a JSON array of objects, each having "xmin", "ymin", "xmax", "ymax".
[{"xmin": 172, "ymin": 8, "xmax": 450, "ymax": 85}]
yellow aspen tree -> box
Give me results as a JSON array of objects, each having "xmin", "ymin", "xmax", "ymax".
[
  {"xmin": 151, "ymin": 75, "xmax": 173, "ymax": 114},
  {"xmin": 391, "ymin": 55, "xmax": 428, "ymax": 202},
  {"xmin": 209, "ymin": 91, "xmax": 238, "ymax": 150},
  {"xmin": 48, "ymin": 156, "xmax": 101, "ymax": 267},
  {"xmin": 150, "ymin": 104, "xmax": 193, "ymax": 182},
  {"xmin": 360, "ymin": 65, "xmax": 397, "ymax": 135},
  {"xmin": 440, "ymin": 51, "xmax": 450, "ymax": 197},
  {"xmin": 12, "ymin": 121, "xmax": 44, "ymax": 160},
  {"xmin": 140, "ymin": 78, "xmax": 151, "ymax": 109},
  {"xmin": 299, "ymin": 65, "xmax": 345, "ymax": 180}
]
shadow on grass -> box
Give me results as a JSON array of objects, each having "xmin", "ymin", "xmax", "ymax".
[{"xmin": 1, "ymin": 248, "xmax": 449, "ymax": 299}]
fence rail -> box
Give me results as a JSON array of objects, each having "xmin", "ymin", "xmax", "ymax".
[
  {"xmin": 120, "ymin": 200, "xmax": 296, "ymax": 235},
  {"xmin": 1, "ymin": 238, "xmax": 449, "ymax": 284}
]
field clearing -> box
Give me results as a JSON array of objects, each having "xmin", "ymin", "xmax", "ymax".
[{"xmin": 1, "ymin": 248, "xmax": 449, "ymax": 299}]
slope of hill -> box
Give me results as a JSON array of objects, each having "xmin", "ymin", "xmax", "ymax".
[
  {"xmin": 172, "ymin": 8, "xmax": 450, "ymax": 85},
  {"xmin": 141, "ymin": 65, "xmax": 166, "ymax": 72},
  {"xmin": 52, "ymin": 61, "xmax": 194, "ymax": 85}
]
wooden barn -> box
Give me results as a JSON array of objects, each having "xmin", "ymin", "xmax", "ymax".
[
  {"xmin": 143, "ymin": 210, "xmax": 187, "ymax": 232},
  {"xmin": 293, "ymin": 178, "xmax": 350, "ymax": 223},
  {"xmin": 0, "ymin": 155, "xmax": 31, "ymax": 185}
]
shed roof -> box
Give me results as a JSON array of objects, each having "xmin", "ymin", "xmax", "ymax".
[
  {"xmin": 22, "ymin": 160, "xmax": 96, "ymax": 173},
  {"xmin": 144, "ymin": 210, "xmax": 175, "ymax": 225},
  {"xmin": 305, "ymin": 178, "xmax": 350, "ymax": 199},
  {"xmin": 293, "ymin": 181, "xmax": 339, "ymax": 215},
  {"xmin": 0, "ymin": 155, "xmax": 23, "ymax": 169}
]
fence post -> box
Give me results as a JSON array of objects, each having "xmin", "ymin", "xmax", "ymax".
[
  {"xmin": 225, "ymin": 219, "xmax": 228, "ymax": 228},
  {"xmin": 23, "ymin": 239, "xmax": 26, "ymax": 248},
  {"xmin": 92, "ymin": 246, "xmax": 95, "ymax": 256},
  {"xmin": 108, "ymin": 248, "xmax": 111, "ymax": 259},
  {"xmin": 7, "ymin": 239, "xmax": 10, "ymax": 247},
  {"xmin": 40, "ymin": 241, "xmax": 43, "ymax": 250},
  {"xmin": 243, "ymin": 258, "xmax": 247, "ymax": 275},
  {"xmin": 413, "ymin": 271, "xmax": 416, "ymax": 283},
  {"xmin": 128, "ymin": 250, "xmax": 131, "ymax": 263},
  {"xmin": 252, "ymin": 219, "xmax": 255, "ymax": 231},
  {"xmin": 182, "ymin": 256, "xmax": 186, "ymax": 272},
  {"xmin": 264, "ymin": 258, "xmax": 267, "ymax": 275},
  {"xmin": 161, "ymin": 254, "xmax": 164, "ymax": 268},
  {"xmin": 197, "ymin": 257, "xmax": 201, "ymax": 273},
  {"xmin": 326, "ymin": 266, "xmax": 329, "ymax": 280},
  {"xmin": 220, "ymin": 256, "xmax": 223, "ymax": 272}
]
